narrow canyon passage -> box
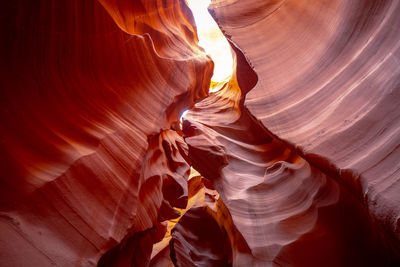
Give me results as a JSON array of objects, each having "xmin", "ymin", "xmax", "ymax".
[
  {"xmin": 171, "ymin": 1, "xmax": 394, "ymax": 265},
  {"xmin": 179, "ymin": 53, "xmax": 388, "ymax": 266},
  {"xmin": 1, "ymin": 0, "xmax": 400, "ymax": 266}
]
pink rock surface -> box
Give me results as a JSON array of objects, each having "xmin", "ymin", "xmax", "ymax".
[
  {"xmin": 1, "ymin": 0, "xmax": 399, "ymax": 265},
  {"xmin": 210, "ymin": 0, "xmax": 400, "ymax": 256},
  {"xmin": 182, "ymin": 45, "xmax": 393, "ymax": 265}
]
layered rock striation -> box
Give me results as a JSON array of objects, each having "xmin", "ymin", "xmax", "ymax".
[
  {"xmin": 209, "ymin": 1, "xmax": 400, "ymax": 257},
  {"xmin": 0, "ymin": 0, "xmax": 211, "ymax": 266},
  {"xmin": 0, "ymin": 0, "xmax": 399, "ymax": 266},
  {"xmin": 182, "ymin": 44, "xmax": 394, "ymax": 266}
]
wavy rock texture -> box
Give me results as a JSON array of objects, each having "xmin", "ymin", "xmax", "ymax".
[
  {"xmin": 182, "ymin": 45, "xmax": 395, "ymax": 265},
  {"xmin": 0, "ymin": 0, "xmax": 211, "ymax": 266},
  {"xmin": 170, "ymin": 173, "xmax": 257, "ymax": 267},
  {"xmin": 1, "ymin": 0, "xmax": 400, "ymax": 266},
  {"xmin": 210, "ymin": 0, "xmax": 400, "ymax": 258},
  {"xmin": 170, "ymin": 175, "xmax": 232, "ymax": 267}
]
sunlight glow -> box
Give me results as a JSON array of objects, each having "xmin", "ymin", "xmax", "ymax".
[
  {"xmin": 186, "ymin": 0, "xmax": 234, "ymax": 92},
  {"xmin": 180, "ymin": 110, "xmax": 189, "ymax": 120}
]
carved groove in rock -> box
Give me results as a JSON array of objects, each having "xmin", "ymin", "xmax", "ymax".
[{"xmin": 0, "ymin": 0, "xmax": 399, "ymax": 266}]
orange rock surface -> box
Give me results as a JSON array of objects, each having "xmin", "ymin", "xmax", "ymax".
[
  {"xmin": 0, "ymin": 0, "xmax": 209, "ymax": 265},
  {"xmin": 0, "ymin": 0, "xmax": 399, "ymax": 266}
]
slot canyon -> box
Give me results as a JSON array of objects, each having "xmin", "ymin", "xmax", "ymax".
[{"xmin": 1, "ymin": 0, "xmax": 400, "ymax": 266}]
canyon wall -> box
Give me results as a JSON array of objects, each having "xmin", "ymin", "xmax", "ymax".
[
  {"xmin": 181, "ymin": 42, "xmax": 396, "ymax": 266},
  {"xmin": 0, "ymin": 0, "xmax": 211, "ymax": 266},
  {"xmin": 1, "ymin": 0, "xmax": 399, "ymax": 266},
  {"xmin": 209, "ymin": 0, "xmax": 400, "ymax": 261}
]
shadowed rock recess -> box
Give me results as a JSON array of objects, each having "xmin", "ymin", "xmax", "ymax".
[{"xmin": 1, "ymin": 0, "xmax": 399, "ymax": 266}]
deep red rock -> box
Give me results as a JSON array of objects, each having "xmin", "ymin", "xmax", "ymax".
[
  {"xmin": 0, "ymin": 0, "xmax": 210, "ymax": 266},
  {"xmin": 1, "ymin": 0, "xmax": 399, "ymax": 266}
]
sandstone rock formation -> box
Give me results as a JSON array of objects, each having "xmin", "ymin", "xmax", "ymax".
[
  {"xmin": 209, "ymin": 0, "xmax": 400, "ymax": 262},
  {"xmin": 1, "ymin": 0, "xmax": 209, "ymax": 265},
  {"xmin": 1, "ymin": 0, "xmax": 399, "ymax": 266},
  {"xmin": 181, "ymin": 42, "xmax": 396, "ymax": 265}
]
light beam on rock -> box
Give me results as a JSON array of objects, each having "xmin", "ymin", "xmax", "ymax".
[{"xmin": 186, "ymin": 0, "xmax": 233, "ymax": 92}]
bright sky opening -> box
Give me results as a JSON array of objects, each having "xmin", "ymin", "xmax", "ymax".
[{"xmin": 186, "ymin": 0, "xmax": 234, "ymax": 92}]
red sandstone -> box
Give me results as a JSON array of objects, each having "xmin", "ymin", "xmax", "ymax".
[{"xmin": 0, "ymin": 0, "xmax": 399, "ymax": 266}]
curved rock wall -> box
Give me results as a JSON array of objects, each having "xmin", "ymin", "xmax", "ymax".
[
  {"xmin": 210, "ymin": 0, "xmax": 400, "ymax": 258},
  {"xmin": 0, "ymin": 0, "xmax": 211, "ymax": 266},
  {"xmin": 182, "ymin": 44, "xmax": 393, "ymax": 265},
  {"xmin": 1, "ymin": 0, "xmax": 400, "ymax": 266}
]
